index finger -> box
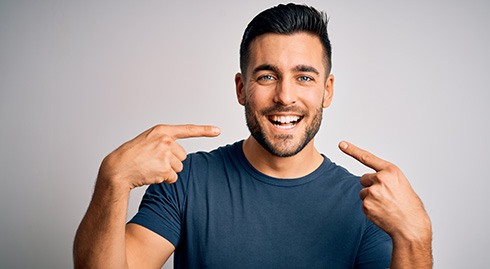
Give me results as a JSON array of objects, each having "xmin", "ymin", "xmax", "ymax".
[
  {"xmin": 338, "ymin": 141, "xmax": 391, "ymax": 172},
  {"xmin": 169, "ymin": 124, "xmax": 221, "ymax": 139}
]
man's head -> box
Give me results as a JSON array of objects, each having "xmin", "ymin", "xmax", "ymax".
[
  {"xmin": 240, "ymin": 3, "xmax": 332, "ymax": 77},
  {"xmin": 235, "ymin": 4, "xmax": 334, "ymax": 158}
]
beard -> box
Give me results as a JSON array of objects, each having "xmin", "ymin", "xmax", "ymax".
[{"xmin": 245, "ymin": 101, "xmax": 323, "ymax": 158}]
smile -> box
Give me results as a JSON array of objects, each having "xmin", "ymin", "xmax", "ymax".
[{"xmin": 268, "ymin": 115, "xmax": 303, "ymax": 129}]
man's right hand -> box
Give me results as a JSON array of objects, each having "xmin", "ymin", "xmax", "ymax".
[
  {"xmin": 74, "ymin": 124, "xmax": 220, "ymax": 268},
  {"xmin": 97, "ymin": 124, "xmax": 221, "ymax": 190}
]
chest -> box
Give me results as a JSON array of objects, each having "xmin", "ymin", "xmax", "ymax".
[{"xmin": 177, "ymin": 174, "xmax": 364, "ymax": 268}]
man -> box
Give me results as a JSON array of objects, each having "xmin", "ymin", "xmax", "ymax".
[{"xmin": 74, "ymin": 4, "xmax": 432, "ymax": 268}]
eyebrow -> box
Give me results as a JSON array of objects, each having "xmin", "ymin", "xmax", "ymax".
[
  {"xmin": 294, "ymin": 65, "xmax": 320, "ymax": 75},
  {"xmin": 252, "ymin": 64, "xmax": 320, "ymax": 76},
  {"xmin": 252, "ymin": 64, "xmax": 279, "ymax": 75}
]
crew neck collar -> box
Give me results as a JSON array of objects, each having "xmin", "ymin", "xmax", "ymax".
[{"xmin": 232, "ymin": 140, "xmax": 333, "ymax": 187}]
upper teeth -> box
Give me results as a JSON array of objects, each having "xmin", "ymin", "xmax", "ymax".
[{"xmin": 271, "ymin": 115, "xmax": 300, "ymax": 123}]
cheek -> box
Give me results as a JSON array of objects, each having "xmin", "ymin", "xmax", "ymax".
[
  {"xmin": 245, "ymin": 87, "xmax": 268, "ymax": 107},
  {"xmin": 247, "ymin": 85, "xmax": 265, "ymax": 99},
  {"xmin": 305, "ymin": 93, "xmax": 325, "ymax": 107}
]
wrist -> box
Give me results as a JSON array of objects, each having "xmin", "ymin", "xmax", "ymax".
[
  {"xmin": 94, "ymin": 164, "xmax": 133, "ymax": 202},
  {"xmin": 389, "ymin": 215, "xmax": 433, "ymax": 268},
  {"xmin": 391, "ymin": 214, "xmax": 432, "ymax": 245},
  {"xmin": 96, "ymin": 156, "xmax": 134, "ymax": 195}
]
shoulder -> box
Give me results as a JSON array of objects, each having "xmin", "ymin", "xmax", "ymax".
[
  {"xmin": 178, "ymin": 140, "xmax": 245, "ymax": 185},
  {"xmin": 321, "ymin": 156, "xmax": 363, "ymax": 191},
  {"xmin": 185, "ymin": 140, "xmax": 242, "ymax": 168},
  {"xmin": 143, "ymin": 141, "xmax": 243, "ymax": 199}
]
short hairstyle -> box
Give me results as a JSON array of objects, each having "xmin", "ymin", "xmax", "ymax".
[{"xmin": 239, "ymin": 3, "xmax": 332, "ymax": 76}]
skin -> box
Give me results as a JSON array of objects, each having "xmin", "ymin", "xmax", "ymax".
[
  {"xmin": 73, "ymin": 32, "xmax": 432, "ymax": 268},
  {"xmin": 235, "ymin": 33, "xmax": 334, "ymax": 178},
  {"xmin": 339, "ymin": 141, "xmax": 433, "ymax": 268},
  {"xmin": 73, "ymin": 124, "xmax": 220, "ymax": 268}
]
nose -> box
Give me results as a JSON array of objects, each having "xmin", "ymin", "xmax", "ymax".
[{"xmin": 273, "ymin": 80, "xmax": 296, "ymax": 106}]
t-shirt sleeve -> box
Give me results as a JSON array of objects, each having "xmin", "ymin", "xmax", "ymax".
[
  {"xmin": 354, "ymin": 220, "xmax": 393, "ymax": 269},
  {"xmin": 128, "ymin": 157, "xmax": 191, "ymax": 247}
]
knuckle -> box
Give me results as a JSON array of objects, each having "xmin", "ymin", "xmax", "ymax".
[
  {"xmin": 153, "ymin": 124, "xmax": 168, "ymax": 133},
  {"xmin": 362, "ymin": 202, "xmax": 372, "ymax": 213},
  {"xmin": 385, "ymin": 163, "xmax": 398, "ymax": 173},
  {"xmin": 360, "ymin": 174, "xmax": 372, "ymax": 186},
  {"xmin": 162, "ymin": 149, "xmax": 173, "ymax": 159},
  {"xmin": 101, "ymin": 152, "xmax": 115, "ymax": 166},
  {"xmin": 175, "ymin": 144, "xmax": 187, "ymax": 161},
  {"xmin": 160, "ymin": 160, "xmax": 172, "ymax": 172},
  {"xmin": 377, "ymin": 169, "xmax": 397, "ymax": 185},
  {"xmin": 153, "ymin": 176, "xmax": 165, "ymax": 184},
  {"xmin": 184, "ymin": 124, "xmax": 193, "ymax": 136},
  {"xmin": 369, "ymin": 186, "xmax": 381, "ymax": 197},
  {"xmin": 359, "ymin": 188, "xmax": 369, "ymax": 200},
  {"xmin": 203, "ymin": 125, "xmax": 214, "ymax": 134},
  {"xmin": 178, "ymin": 153, "xmax": 187, "ymax": 162},
  {"xmin": 157, "ymin": 135, "xmax": 174, "ymax": 147},
  {"xmin": 379, "ymin": 169, "xmax": 395, "ymax": 180},
  {"xmin": 165, "ymin": 173, "xmax": 178, "ymax": 184},
  {"xmin": 365, "ymin": 187, "xmax": 372, "ymax": 196},
  {"xmin": 359, "ymin": 153, "xmax": 371, "ymax": 164},
  {"xmin": 376, "ymin": 172, "xmax": 388, "ymax": 184},
  {"xmin": 362, "ymin": 198, "xmax": 378, "ymax": 215},
  {"xmin": 175, "ymin": 162, "xmax": 184, "ymax": 173}
]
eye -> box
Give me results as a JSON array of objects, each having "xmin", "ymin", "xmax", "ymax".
[
  {"xmin": 298, "ymin": 76, "xmax": 312, "ymax": 82},
  {"xmin": 258, "ymin": 75, "xmax": 276, "ymax": 81}
]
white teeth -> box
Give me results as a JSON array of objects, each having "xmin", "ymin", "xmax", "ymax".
[
  {"xmin": 271, "ymin": 115, "xmax": 300, "ymax": 124},
  {"xmin": 276, "ymin": 124, "xmax": 294, "ymax": 129}
]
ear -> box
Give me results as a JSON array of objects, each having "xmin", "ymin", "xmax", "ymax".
[
  {"xmin": 235, "ymin": 73, "xmax": 246, "ymax": 106},
  {"xmin": 322, "ymin": 74, "xmax": 334, "ymax": 108}
]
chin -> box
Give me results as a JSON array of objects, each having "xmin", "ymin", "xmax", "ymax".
[{"xmin": 258, "ymin": 134, "xmax": 309, "ymax": 158}]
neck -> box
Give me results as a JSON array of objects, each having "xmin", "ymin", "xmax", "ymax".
[{"xmin": 242, "ymin": 136, "xmax": 324, "ymax": 179}]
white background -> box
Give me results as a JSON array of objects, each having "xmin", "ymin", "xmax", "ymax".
[{"xmin": 1, "ymin": 0, "xmax": 489, "ymax": 268}]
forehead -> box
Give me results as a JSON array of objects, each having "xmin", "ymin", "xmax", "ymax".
[{"xmin": 247, "ymin": 32, "xmax": 327, "ymax": 75}]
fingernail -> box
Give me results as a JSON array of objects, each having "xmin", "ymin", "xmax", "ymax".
[
  {"xmin": 212, "ymin": 127, "xmax": 221, "ymax": 134},
  {"xmin": 339, "ymin": 141, "xmax": 348, "ymax": 150}
]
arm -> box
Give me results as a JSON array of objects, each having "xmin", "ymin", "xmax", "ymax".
[
  {"xmin": 73, "ymin": 124, "xmax": 220, "ymax": 268},
  {"xmin": 339, "ymin": 141, "xmax": 432, "ymax": 268},
  {"xmin": 73, "ymin": 172, "xmax": 132, "ymax": 269},
  {"xmin": 126, "ymin": 223, "xmax": 175, "ymax": 268}
]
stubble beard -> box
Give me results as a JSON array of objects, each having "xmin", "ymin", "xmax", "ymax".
[{"xmin": 245, "ymin": 101, "xmax": 323, "ymax": 158}]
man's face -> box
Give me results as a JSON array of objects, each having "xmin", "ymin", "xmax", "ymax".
[{"xmin": 235, "ymin": 32, "xmax": 334, "ymax": 157}]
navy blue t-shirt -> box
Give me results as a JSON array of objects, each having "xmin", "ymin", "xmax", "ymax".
[{"xmin": 130, "ymin": 141, "xmax": 392, "ymax": 268}]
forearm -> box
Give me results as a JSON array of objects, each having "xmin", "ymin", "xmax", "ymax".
[
  {"xmin": 73, "ymin": 177, "xmax": 131, "ymax": 269},
  {"xmin": 390, "ymin": 219, "xmax": 433, "ymax": 268},
  {"xmin": 72, "ymin": 124, "xmax": 212, "ymax": 267}
]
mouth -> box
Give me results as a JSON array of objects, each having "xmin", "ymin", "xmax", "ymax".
[{"xmin": 268, "ymin": 115, "xmax": 303, "ymax": 130}]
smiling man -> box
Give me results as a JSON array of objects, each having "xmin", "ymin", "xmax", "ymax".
[
  {"xmin": 74, "ymin": 4, "xmax": 432, "ymax": 268},
  {"xmin": 236, "ymin": 32, "xmax": 333, "ymax": 179}
]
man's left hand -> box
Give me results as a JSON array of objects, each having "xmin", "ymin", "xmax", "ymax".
[{"xmin": 338, "ymin": 141, "xmax": 431, "ymax": 242}]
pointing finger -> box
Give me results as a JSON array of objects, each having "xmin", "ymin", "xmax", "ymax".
[
  {"xmin": 338, "ymin": 141, "xmax": 391, "ymax": 172},
  {"xmin": 167, "ymin": 124, "xmax": 221, "ymax": 139}
]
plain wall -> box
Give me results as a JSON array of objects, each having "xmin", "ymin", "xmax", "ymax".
[{"xmin": 1, "ymin": 0, "xmax": 489, "ymax": 268}]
